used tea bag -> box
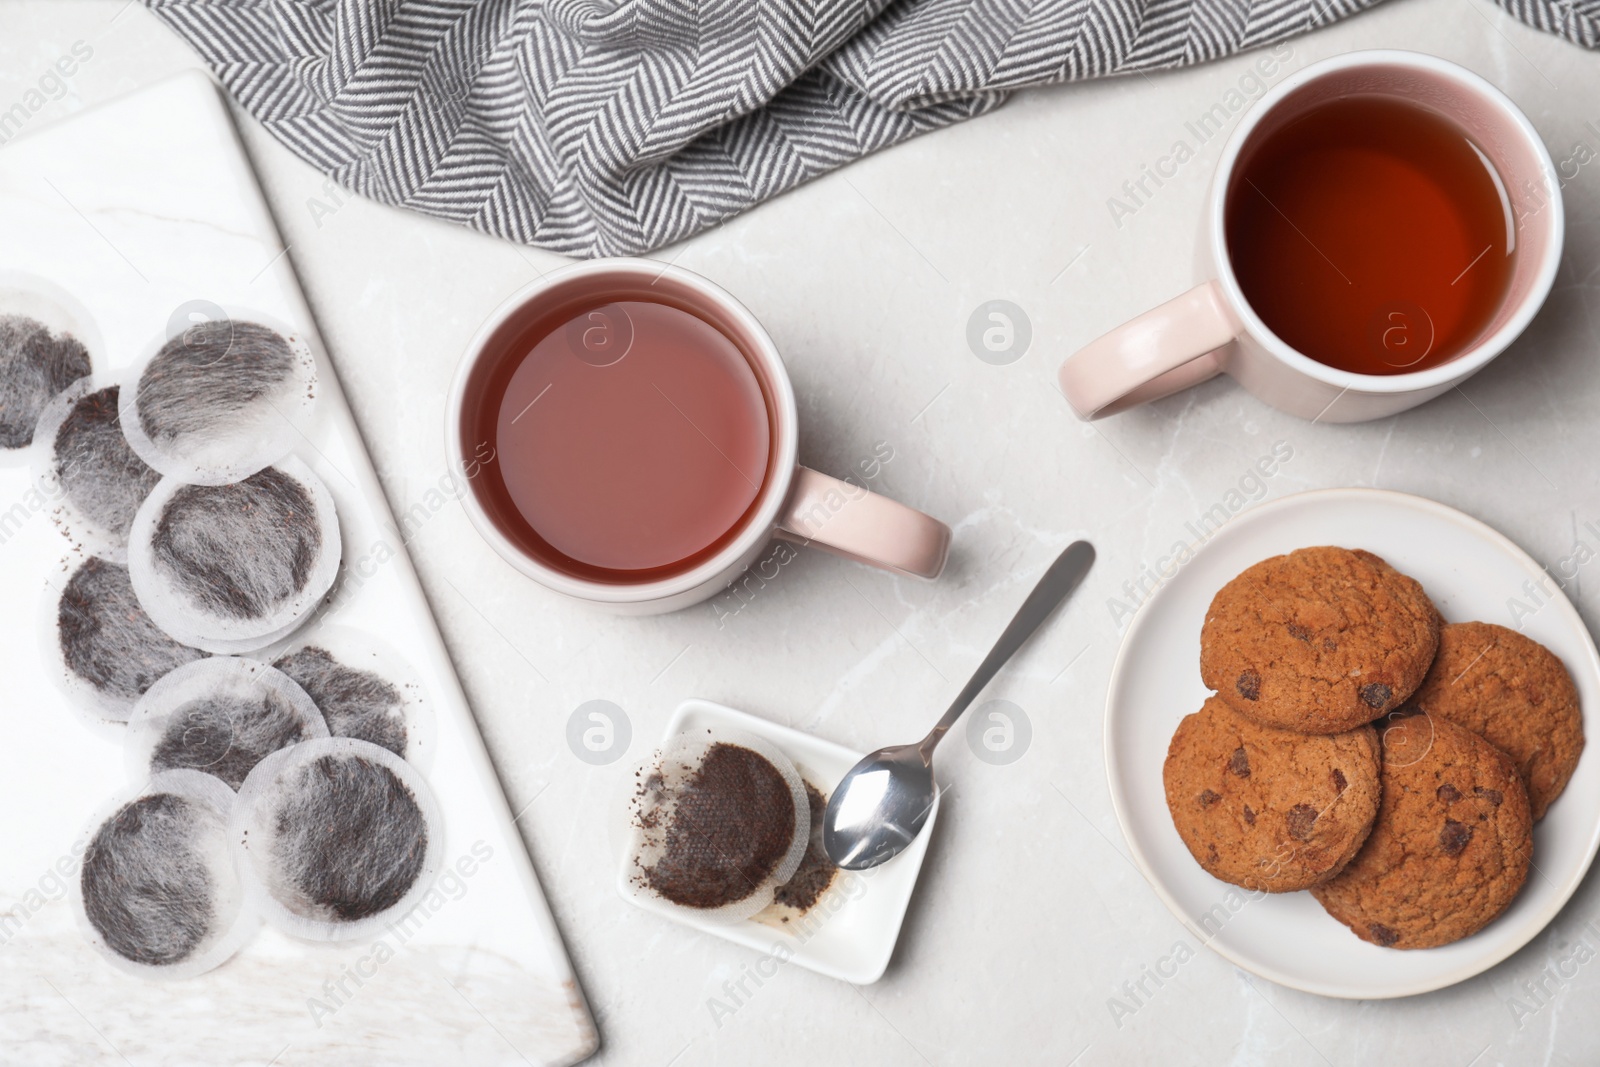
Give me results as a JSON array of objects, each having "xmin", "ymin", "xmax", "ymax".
[
  {"xmin": 31, "ymin": 378, "xmax": 162, "ymax": 557},
  {"xmin": 120, "ymin": 314, "xmax": 317, "ymax": 485},
  {"xmin": 0, "ymin": 277, "xmax": 95, "ymax": 461},
  {"xmin": 233, "ymin": 737, "xmax": 441, "ymax": 941},
  {"xmin": 752, "ymin": 772, "xmax": 839, "ymax": 930},
  {"xmin": 42, "ymin": 555, "xmax": 207, "ymax": 722},
  {"xmin": 125, "ymin": 657, "xmax": 327, "ymax": 790},
  {"xmin": 73, "ymin": 770, "xmax": 256, "ymax": 979},
  {"xmin": 271, "ymin": 625, "xmax": 433, "ymax": 766},
  {"xmin": 127, "ymin": 457, "xmax": 342, "ymax": 653},
  {"xmin": 620, "ymin": 729, "xmax": 809, "ymax": 923}
]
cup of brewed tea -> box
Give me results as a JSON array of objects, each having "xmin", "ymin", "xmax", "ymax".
[
  {"xmin": 1060, "ymin": 50, "xmax": 1563, "ymax": 423},
  {"xmin": 447, "ymin": 260, "xmax": 951, "ymax": 613}
]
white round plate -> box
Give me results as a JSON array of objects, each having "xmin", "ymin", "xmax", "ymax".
[{"xmin": 1106, "ymin": 487, "xmax": 1600, "ymax": 999}]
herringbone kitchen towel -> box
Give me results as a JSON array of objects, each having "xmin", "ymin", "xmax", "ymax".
[{"xmin": 142, "ymin": 0, "xmax": 1597, "ymax": 257}]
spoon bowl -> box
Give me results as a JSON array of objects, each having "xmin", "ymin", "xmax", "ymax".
[{"xmin": 821, "ymin": 747, "xmax": 936, "ymax": 871}]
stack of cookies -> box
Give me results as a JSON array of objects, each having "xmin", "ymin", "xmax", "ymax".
[{"xmin": 1163, "ymin": 546, "xmax": 1585, "ymax": 950}]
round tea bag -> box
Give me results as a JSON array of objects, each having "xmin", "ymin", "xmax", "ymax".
[
  {"xmin": 125, "ymin": 657, "xmax": 328, "ymax": 790},
  {"xmin": 620, "ymin": 728, "xmax": 809, "ymax": 924},
  {"xmin": 119, "ymin": 312, "xmax": 318, "ymax": 485},
  {"xmin": 40, "ymin": 555, "xmax": 208, "ymax": 725},
  {"xmin": 0, "ymin": 273, "xmax": 96, "ymax": 464},
  {"xmin": 232, "ymin": 737, "xmax": 442, "ymax": 942},
  {"xmin": 752, "ymin": 767, "xmax": 839, "ymax": 930},
  {"xmin": 72, "ymin": 769, "xmax": 257, "ymax": 980},
  {"xmin": 31, "ymin": 377, "xmax": 162, "ymax": 558},
  {"xmin": 270, "ymin": 625, "xmax": 434, "ymax": 768},
  {"xmin": 127, "ymin": 456, "xmax": 343, "ymax": 653}
]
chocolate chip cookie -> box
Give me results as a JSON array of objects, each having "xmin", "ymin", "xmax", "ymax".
[
  {"xmin": 1163, "ymin": 696, "xmax": 1382, "ymax": 892},
  {"xmin": 1200, "ymin": 547, "xmax": 1441, "ymax": 734},
  {"xmin": 1410, "ymin": 621, "xmax": 1583, "ymax": 821},
  {"xmin": 1312, "ymin": 711, "xmax": 1532, "ymax": 949}
]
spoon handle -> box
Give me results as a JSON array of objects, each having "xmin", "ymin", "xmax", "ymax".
[{"xmin": 919, "ymin": 540, "xmax": 1095, "ymax": 758}]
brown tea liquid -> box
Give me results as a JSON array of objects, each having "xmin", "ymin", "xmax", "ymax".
[
  {"xmin": 1226, "ymin": 95, "xmax": 1514, "ymax": 375},
  {"xmin": 464, "ymin": 297, "xmax": 772, "ymax": 581}
]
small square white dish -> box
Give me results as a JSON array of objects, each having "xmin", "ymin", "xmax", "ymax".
[{"xmin": 616, "ymin": 699, "xmax": 938, "ymax": 984}]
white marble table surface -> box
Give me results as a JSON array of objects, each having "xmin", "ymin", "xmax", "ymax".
[{"xmin": 5, "ymin": 2, "xmax": 1600, "ymax": 1065}]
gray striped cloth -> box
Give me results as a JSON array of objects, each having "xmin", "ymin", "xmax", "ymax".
[{"xmin": 143, "ymin": 0, "xmax": 1597, "ymax": 258}]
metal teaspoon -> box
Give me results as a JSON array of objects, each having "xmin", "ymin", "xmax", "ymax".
[{"xmin": 822, "ymin": 540, "xmax": 1096, "ymax": 870}]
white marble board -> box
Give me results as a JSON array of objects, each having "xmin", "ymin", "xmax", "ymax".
[{"xmin": 0, "ymin": 71, "xmax": 598, "ymax": 1067}]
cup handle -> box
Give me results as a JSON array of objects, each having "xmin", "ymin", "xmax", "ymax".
[
  {"xmin": 775, "ymin": 467, "xmax": 951, "ymax": 580},
  {"xmin": 1058, "ymin": 280, "xmax": 1241, "ymax": 420}
]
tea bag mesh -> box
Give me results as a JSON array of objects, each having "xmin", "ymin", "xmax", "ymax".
[
  {"xmin": 125, "ymin": 657, "xmax": 328, "ymax": 791},
  {"xmin": 128, "ymin": 456, "xmax": 343, "ymax": 653},
  {"xmin": 620, "ymin": 728, "xmax": 809, "ymax": 924},
  {"xmin": 232, "ymin": 737, "xmax": 442, "ymax": 942},
  {"xmin": 269, "ymin": 624, "xmax": 434, "ymax": 768},
  {"xmin": 119, "ymin": 315, "xmax": 318, "ymax": 485},
  {"xmin": 31, "ymin": 378, "xmax": 161, "ymax": 557},
  {"xmin": 71, "ymin": 769, "xmax": 256, "ymax": 980},
  {"xmin": 41, "ymin": 555, "xmax": 208, "ymax": 723},
  {"xmin": 0, "ymin": 278, "xmax": 95, "ymax": 461}
]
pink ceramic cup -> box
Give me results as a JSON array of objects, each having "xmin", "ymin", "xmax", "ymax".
[
  {"xmin": 446, "ymin": 259, "xmax": 951, "ymax": 615},
  {"xmin": 1060, "ymin": 50, "xmax": 1563, "ymax": 423}
]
